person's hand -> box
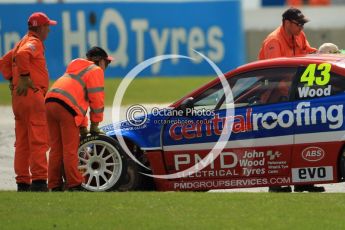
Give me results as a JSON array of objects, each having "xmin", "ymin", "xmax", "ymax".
[
  {"xmin": 16, "ymin": 76, "xmax": 35, "ymax": 96},
  {"xmin": 79, "ymin": 127, "xmax": 89, "ymax": 138},
  {"xmin": 90, "ymin": 122, "xmax": 104, "ymax": 135},
  {"xmin": 9, "ymin": 78, "xmax": 14, "ymax": 91}
]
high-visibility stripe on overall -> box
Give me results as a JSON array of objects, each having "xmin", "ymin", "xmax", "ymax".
[
  {"xmin": 46, "ymin": 60, "xmax": 104, "ymax": 127},
  {"xmin": 45, "ymin": 59, "xmax": 104, "ymax": 189}
]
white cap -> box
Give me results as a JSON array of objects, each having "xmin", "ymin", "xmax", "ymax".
[{"xmin": 318, "ymin": 43, "xmax": 340, "ymax": 54}]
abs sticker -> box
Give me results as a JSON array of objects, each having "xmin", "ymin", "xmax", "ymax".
[
  {"xmin": 292, "ymin": 166, "xmax": 333, "ymax": 182},
  {"xmin": 301, "ymin": 147, "xmax": 325, "ymax": 162},
  {"xmin": 298, "ymin": 63, "xmax": 332, "ymax": 98}
]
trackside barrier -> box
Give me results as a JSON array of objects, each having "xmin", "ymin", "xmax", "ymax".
[{"xmin": 0, "ymin": 0, "xmax": 245, "ymax": 80}]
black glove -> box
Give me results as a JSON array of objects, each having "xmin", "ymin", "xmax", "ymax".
[
  {"xmin": 90, "ymin": 122, "xmax": 104, "ymax": 135},
  {"xmin": 16, "ymin": 76, "xmax": 35, "ymax": 96},
  {"xmin": 79, "ymin": 126, "xmax": 89, "ymax": 138},
  {"xmin": 9, "ymin": 78, "xmax": 14, "ymax": 91}
]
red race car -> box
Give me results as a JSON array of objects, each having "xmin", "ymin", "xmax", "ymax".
[{"xmin": 78, "ymin": 54, "xmax": 345, "ymax": 192}]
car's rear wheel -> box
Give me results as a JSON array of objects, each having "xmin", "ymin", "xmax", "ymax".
[
  {"xmin": 339, "ymin": 147, "xmax": 345, "ymax": 181},
  {"xmin": 78, "ymin": 135, "xmax": 127, "ymax": 192}
]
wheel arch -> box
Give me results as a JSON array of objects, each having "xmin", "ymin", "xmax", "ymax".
[{"xmin": 337, "ymin": 143, "xmax": 345, "ymax": 182}]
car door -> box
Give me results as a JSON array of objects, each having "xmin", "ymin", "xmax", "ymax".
[
  {"xmin": 161, "ymin": 67, "xmax": 298, "ymax": 190},
  {"xmin": 291, "ymin": 63, "xmax": 345, "ymax": 184}
]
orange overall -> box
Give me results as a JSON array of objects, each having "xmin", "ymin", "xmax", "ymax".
[
  {"xmin": 45, "ymin": 58, "xmax": 104, "ymax": 189},
  {"xmin": 287, "ymin": 0, "xmax": 330, "ymax": 6},
  {"xmin": 258, "ymin": 25, "xmax": 317, "ymax": 60},
  {"xmin": 0, "ymin": 31, "xmax": 49, "ymax": 184}
]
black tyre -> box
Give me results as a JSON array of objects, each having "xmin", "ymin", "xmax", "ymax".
[
  {"xmin": 117, "ymin": 160, "xmax": 156, "ymax": 191},
  {"xmin": 78, "ymin": 135, "xmax": 127, "ymax": 192},
  {"xmin": 339, "ymin": 148, "xmax": 345, "ymax": 181}
]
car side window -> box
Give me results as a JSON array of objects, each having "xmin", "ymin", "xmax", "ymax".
[
  {"xmin": 295, "ymin": 65, "xmax": 345, "ymax": 100},
  {"xmin": 220, "ymin": 68, "xmax": 297, "ymax": 109},
  {"xmin": 193, "ymin": 83, "xmax": 224, "ymax": 110}
]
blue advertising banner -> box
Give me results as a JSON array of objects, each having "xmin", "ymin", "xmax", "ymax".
[{"xmin": 0, "ymin": 0, "xmax": 244, "ymax": 80}]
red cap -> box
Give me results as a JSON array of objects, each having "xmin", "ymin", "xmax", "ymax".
[{"xmin": 28, "ymin": 12, "xmax": 57, "ymax": 27}]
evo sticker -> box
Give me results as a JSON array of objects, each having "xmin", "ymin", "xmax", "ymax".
[{"xmin": 292, "ymin": 166, "xmax": 333, "ymax": 182}]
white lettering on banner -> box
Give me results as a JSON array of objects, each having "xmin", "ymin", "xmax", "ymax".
[
  {"xmin": 171, "ymin": 28, "xmax": 186, "ymax": 64},
  {"xmin": 150, "ymin": 28, "xmax": 169, "ymax": 74},
  {"xmin": 4, "ymin": 32, "xmax": 20, "ymax": 54},
  {"xmin": 63, "ymin": 9, "xmax": 128, "ymax": 67},
  {"xmin": 100, "ymin": 9, "xmax": 128, "ymax": 67},
  {"xmin": 131, "ymin": 19, "xmax": 148, "ymax": 63},
  {"xmin": 292, "ymin": 166, "xmax": 333, "ymax": 182},
  {"xmin": 188, "ymin": 27, "xmax": 205, "ymax": 63},
  {"xmin": 88, "ymin": 30, "xmax": 98, "ymax": 48},
  {"xmin": 207, "ymin": 26, "xmax": 224, "ymax": 62},
  {"xmin": 62, "ymin": 11, "xmax": 86, "ymax": 65},
  {"xmin": 61, "ymin": 9, "xmax": 225, "ymax": 74}
]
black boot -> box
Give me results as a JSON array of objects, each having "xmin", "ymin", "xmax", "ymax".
[
  {"xmin": 294, "ymin": 185, "xmax": 325, "ymax": 192},
  {"xmin": 268, "ymin": 186, "xmax": 292, "ymax": 193},
  {"xmin": 68, "ymin": 184, "xmax": 87, "ymax": 192},
  {"xmin": 51, "ymin": 187, "xmax": 64, "ymax": 192},
  {"xmin": 17, "ymin": 183, "xmax": 31, "ymax": 192},
  {"xmin": 30, "ymin": 180, "xmax": 48, "ymax": 192}
]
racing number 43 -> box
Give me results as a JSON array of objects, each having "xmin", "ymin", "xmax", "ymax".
[{"xmin": 300, "ymin": 63, "xmax": 331, "ymax": 86}]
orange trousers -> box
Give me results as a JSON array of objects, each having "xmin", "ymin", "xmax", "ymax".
[
  {"xmin": 12, "ymin": 89, "xmax": 49, "ymax": 184},
  {"xmin": 46, "ymin": 102, "xmax": 83, "ymax": 189}
]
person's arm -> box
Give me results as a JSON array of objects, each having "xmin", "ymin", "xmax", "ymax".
[
  {"xmin": 0, "ymin": 50, "xmax": 13, "ymax": 80},
  {"xmin": 14, "ymin": 39, "xmax": 41, "ymax": 95},
  {"xmin": 261, "ymin": 39, "xmax": 283, "ymax": 59},
  {"xmin": 15, "ymin": 39, "xmax": 41, "ymax": 77},
  {"xmin": 300, "ymin": 31, "xmax": 317, "ymax": 54},
  {"xmin": 86, "ymin": 67, "xmax": 105, "ymax": 124},
  {"xmin": 305, "ymin": 40, "xmax": 318, "ymax": 54}
]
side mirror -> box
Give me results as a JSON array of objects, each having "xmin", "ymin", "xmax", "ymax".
[{"xmin": 178, "ymin": 97, "xmax": 194, "ymax": 114}]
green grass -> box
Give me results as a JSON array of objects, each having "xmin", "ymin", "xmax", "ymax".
[
  {"xmin": 0, "ymin": 77, "xmax": 214, "ymax": 106},
  {"xmin": 0, "ymin": 192, "xmax": 345, "ymax": 229},
  {"xmin": 0, "ymin": 82, "xmax": 12, "ymax": 105}
]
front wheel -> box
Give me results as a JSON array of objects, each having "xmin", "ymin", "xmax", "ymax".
[{"xmin": 78, "ymin": 135, "xmax": 127, "ymax": 192}]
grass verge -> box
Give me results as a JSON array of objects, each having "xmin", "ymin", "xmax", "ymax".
[
  {"xmin": 0, "ymin": 77, "xmax": 214, "ymax": 106},
  {"xmin": 0, "ymin": 192, "xmax": 345, "ymax": 229}
]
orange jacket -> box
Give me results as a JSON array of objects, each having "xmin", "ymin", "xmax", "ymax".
[
  {"xmin": 0, "ymin": 31, "xmax": 49, "ymax": 93},
  {"xmin": 287, "ymin": 0, "xmax": 330, "ymax": 6},
  {"xmin": 46, "ymin": 58, "xmax": 104, "ymax": 127},
  {"xmin": 258, "ymin": 25, "xmax": 317, "ymax": 60},
  {"xmin": 0, "ymin": 50, "xmax": 13, "ymax": 80}
]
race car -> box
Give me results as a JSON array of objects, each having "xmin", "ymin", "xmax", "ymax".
[{"xmin": 78, "ymin": 54, "xmax": 345, "ymax": 192}]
